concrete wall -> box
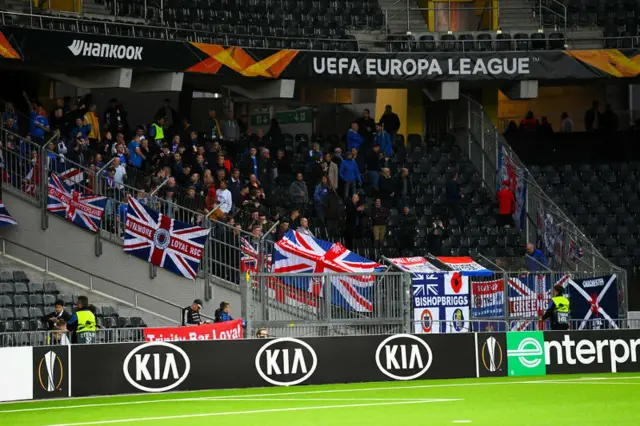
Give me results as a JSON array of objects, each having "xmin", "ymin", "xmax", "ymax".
[{"xmin": 1, "ymin": 192, "xmax": 240, "ymax": 321}]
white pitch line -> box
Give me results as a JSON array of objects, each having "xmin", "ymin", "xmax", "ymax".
[
  {"xmin": 43, "ymin": 399, "xmax": 463, "ymax": 426},
  {"xmin": 2, "ymin": 375, "xmax": 639, "ymax": 414},
  {"xmin": 452, "ymin": 421, "xmax": 472, "ymax": 424}
]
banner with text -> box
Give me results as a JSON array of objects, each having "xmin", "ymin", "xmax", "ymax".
[
  {"xmin": 2, "ymin": 27, "xmax": 640, "ymax": 82},
  {"xmin": 143, "ymin": 320, "xmax": 244, "ymax": 342},
  {"xmin": 412, "ymin": 272, "xmax": 470, "ymax": 334}
]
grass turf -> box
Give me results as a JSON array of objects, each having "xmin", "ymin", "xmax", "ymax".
[{"xmin": 1, "ymin": 373, "xmax": 639, "ymax": 426}]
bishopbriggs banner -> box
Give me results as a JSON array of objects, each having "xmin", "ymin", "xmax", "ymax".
[
  {"xmin": 2, "ymin": 27, "xmax": 640, "ymax": 82},
  {"xmin": 70, "ymin": 333, "xmax": 477, "ymax": 396},
  {"xmin": 143, "ymin": 319, "xmax": 244, "ymax": 342},
  {"xmin": 412, "ymin": 272, "xmax": 470, "ymax": 334}
]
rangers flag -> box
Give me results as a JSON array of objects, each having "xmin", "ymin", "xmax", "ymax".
[
  {"xmin": 124, "ymin": 195, "xmax": 210, "ymax": 280},
  {"xmin": 563, "ymin": 275, "xmax": 618, "ymax": 330},
  {"xmin": 273, "ymin": 230, "xmax": 382, "ymax": 312},
  {"xmin": 59, "ymin": 167, "xmax": 84, "ymax": 187},
  {"xmin": 0, "ymin": 201, "xmax": 17, "ymax": 226},
  {"xmin": 47, "ymin": 173, "xmax": 106, "ymax": 233}
]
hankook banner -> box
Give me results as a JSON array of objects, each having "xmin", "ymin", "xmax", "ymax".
[{"xmin": 1, "ymin": 27, "xmax": 639, "ymax": 82}]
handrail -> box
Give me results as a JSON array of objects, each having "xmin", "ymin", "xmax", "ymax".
[
  {"xmin": 539, "ymin": 0, "xmax": 567, "ymax": 34},
  {"xmin": 384, "ymin": 0, "xmax": 409, "ymax": 34},
  {"xmin": 0, "ymin": 237, "xmax": 216, "ymax": 323}
]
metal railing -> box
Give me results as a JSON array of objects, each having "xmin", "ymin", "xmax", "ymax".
[
  {"xmin": 457, "ymin": 95, "xmax": 623, "ymax": 273},
  {"xmin": 384, "ymin": 0, "xmax": 412, "ymax": 35},
  {"xmin": 245, "ymin": 272, "xmax": 412, "ymax": 338}
]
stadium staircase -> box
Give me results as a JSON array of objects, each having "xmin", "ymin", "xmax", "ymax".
[
  {"xmin": 0, "ymin": 191, "xmax": 242, "ymax": 322},
  {"xmin": 498, "ymin": 0, "xmax": 539, "ymax": 31},
  {"xmin": 379, "ymin": 0, "xmax": 428, "ymax": 33},
  {"xmin": 0, "ymin": 255, "xmax": 172, "ymax": 328}
]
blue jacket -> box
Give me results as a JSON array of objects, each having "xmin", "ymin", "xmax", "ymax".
[
  {"xmin": 347, "ymin": 129, "xmax": 363, "ymax": 151},
  {"xmin": 339, "ymin": 158, "xmax": 362, "ymax": 184},
  {"xmin": 71, "ymin": 125, "xmax": 91, "ymax": 140},
  {"xmin": 374, "ymin": 130, "xmax": 393, "ymax": 157},
  {"xmin": 526, "ymin": 249, "xmax": 549, "ymax": 271},
  {"xmin": 29, "ymin": 112, "xmax": 48, "ymax": 138},
  {"xmin": 314, "ymin": 184, "xmax": 329, "ymax": 203}
]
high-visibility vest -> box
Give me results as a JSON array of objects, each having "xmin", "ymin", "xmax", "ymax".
[
  {"xmin": 551, "ymin": 295, "xmax": 570, "ymax": 325},
  {"xmin": 76, "ymin": 310, "xmax": 97, "ymax": 333},
  {"xmin": 151, "ymin": 123, "xmax": 165, "ymax": 141}
]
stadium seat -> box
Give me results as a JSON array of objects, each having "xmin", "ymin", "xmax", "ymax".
[
  {"xmin": 13, "ymin": 270, "xmax": 29, "ymax": 283},
  {"xmin": 44, "ymin": 282, "xmax": 59, "ymax": 294},
  {"xmin": 0, "ymin": 271, "xmax": 13, "ymax": 282},
  {"xmin": 28, "ymin": 283, "xmax": 44, "ymax": 294}
]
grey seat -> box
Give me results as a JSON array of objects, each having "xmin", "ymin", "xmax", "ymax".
[{"xmin": 13, "ymin": 270, "xmax": 29, "ymax": 283}]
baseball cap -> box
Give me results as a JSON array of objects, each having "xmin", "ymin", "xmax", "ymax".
[{"xmin": 193, "ymin": 299, "xmax": 203, "ymax": 309}]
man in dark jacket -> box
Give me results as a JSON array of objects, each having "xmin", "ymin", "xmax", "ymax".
[
  {"xmin": 378, "ymin": 168, "xmax": 395, "ymax": 209},
  {"xmin": 289, "ymin": 173, "xmax": 309, "ymax": 215},
  {"xmin": 356, "ymin": 108, "xmax": 376, "ymax": 146},
  {"xmin": 398, "ymin": 205, "xmax": 417, "ymax": 251},
  {"xmin": 395, "ymin": 168, "xmax": 413, "ymax": 207},
  {"xmin": 371, "ymin": 198, "xmax": 389, "ymax": 253},
  {"xmin": 446, "ymin": 171, "xmax": 464, "ymax": 227},
  {"xmin": 42, "ymin": 299, "xmax": 71, "ymax": 331},
  {"xmin": 380, "ymin": 105, "xmax": 400, "ymax": 143},
  {"xmin": 584, "ymin": 100, "xmax": 601, "ymax": 132},
  {"xmin": 181, "ymin": 299, "xmax": 204, "ymax": 326},
  {"xmin": 344, "ymin": 193, "xmax": 366, "ymax": 250}
]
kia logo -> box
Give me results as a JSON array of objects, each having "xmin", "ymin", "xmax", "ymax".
[
  {"xmin": 123, "ymin": 341, "xmax": 190, "ymax": 393},
  {"xmin": 255, "ymin": 337, "xmax": 318, "ymax": 386},
  {"xmin": 375, "ymin": 334, "xmax": 433, "ymax": 381}
]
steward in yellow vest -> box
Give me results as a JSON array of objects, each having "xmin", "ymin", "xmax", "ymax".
[
  {"xmin": 542, "ymin": 284, "xmax": 570, "ymax": 331},
  {"xmin": 67, "ymin": 296, "xmax": 97, "ymax": 344}
]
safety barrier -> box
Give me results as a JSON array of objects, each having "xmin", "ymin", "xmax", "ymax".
[{"xmin": 3, "ymin": 328, "xmax": 640, "ymax": 402}]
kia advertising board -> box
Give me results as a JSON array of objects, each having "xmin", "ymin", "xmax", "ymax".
[{"xmin": 70, "ymin": 333, "xmax": 477, "ymax": 397}]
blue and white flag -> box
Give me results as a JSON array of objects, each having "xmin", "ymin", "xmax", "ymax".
[{"xmin": 564, "ymin": 275, "xmax": 619, "ymax": 330}]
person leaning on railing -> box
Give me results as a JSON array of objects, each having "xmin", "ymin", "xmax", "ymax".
[{"xmin": 67, "ymin": 296, "xmax": 97, "ymax": 344}]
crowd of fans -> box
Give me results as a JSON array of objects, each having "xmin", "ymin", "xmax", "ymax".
[{"xmin": 0, "ymin": 93, "xmax": 527, "ymax": 280}]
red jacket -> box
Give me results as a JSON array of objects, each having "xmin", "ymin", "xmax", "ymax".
[{"xmin": 496, "ymin": 188, "xmax": 516, "ymax": 215}]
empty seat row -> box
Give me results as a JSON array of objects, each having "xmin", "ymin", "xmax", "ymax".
[
  {"xmin": 0, "ymin": 282, "xmax": 58, "ymax": 295},
  {"xmin": 388, "ymin": 32, "xmax": 566, "ymax": 52}
]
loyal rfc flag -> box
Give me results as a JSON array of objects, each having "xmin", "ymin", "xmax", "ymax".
[
  {"xmin": 124, "ymin": 195, "xmax": 210, "ymax": 280},
  {"xmin": 273, "ymin": 230, "xmax": 382, "ymax": 312},
  {"xmin": 47, "ymin": 173, "xmax": 106, "ymax": 233},
  {"xmin": 0, "ymin": 201, "xmax": 17, "ymax": 226}
]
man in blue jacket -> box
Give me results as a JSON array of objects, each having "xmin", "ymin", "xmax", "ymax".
[
  {"xmin": 526, "ymin": 243, "xmax": 549, "ymax": 271},
  {"xmin": 347, "ymin": 121, "xmax": 363, "ymax": 151},
  {"xmin": 214, "ymin": 301, "xmax": 234, "ymax": 323},
  {"xmin": 339, "ymin": 151, "xmax": 362, "ymax": 200},
  {"xmin": 374, "ymin": 122, "xmax": 393, "ymax": 157},
  {"xmin": 70, "ymin": 117, "xmax": 91, "ymax": 141}
]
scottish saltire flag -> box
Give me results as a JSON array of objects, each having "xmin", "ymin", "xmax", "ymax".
[
  {"xmin": 273, "ymin": 230, "xmax": 382, "ymax": 312},
  {"xmin": 0, "ymin": 201, "xmax": 17, "ymax": 226},
  {"xmin": 124, "ymin": 195, "xmax": 210, "ymax": 280},
  {"xmin": 47, "ymin": 173, "xmax": 106, "ymax": 233},
  {"xmin": 564, "ymin": 275, "xmax": 618, "ymax": 330}
]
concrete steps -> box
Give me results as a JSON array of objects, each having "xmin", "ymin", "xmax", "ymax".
[{"xmin": 378, "ymin": 0, "xmax": 428, "ymax": 34}]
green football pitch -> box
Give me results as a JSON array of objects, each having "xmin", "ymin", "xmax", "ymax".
[{"xmin": 1, "ymin": 373, "xmax": 640, "ymax": 426}]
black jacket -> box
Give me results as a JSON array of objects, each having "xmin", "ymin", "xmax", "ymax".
[
  {"xmin": 42, "ymin": 310, "xmax": 71, "ymax": 330},
  {"xmin": 181, "ymin": 306, "xmax": 202, "ymax": 326}
]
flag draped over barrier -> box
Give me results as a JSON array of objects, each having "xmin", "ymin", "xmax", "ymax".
[
  {"xmin": 563, "ymin": 275, "xmax": 619, "ymax": 330},
  {"xmin": 123, "ymin": 195, "xmax": 210, "ymax": 280},
  {"xmin": 47, "ymin": 173, "xmax": 106, "ymax": 233},
  {"xmin": 273, "ymin": 230, "xmax": 382, "ymax": 312}
]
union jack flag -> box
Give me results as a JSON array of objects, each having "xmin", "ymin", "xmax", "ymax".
[
  {"xmin": 508, "ymin": 274, "xmax": 569, "ymax": 331},
  {"xmin": 273, "ymin": 230, "xmax": 382, "ymax": 312},
  {"xmin": 47, "ymin": 173, "xmax": 106, "ymax": 233},
  {"xmin": 124, "ymin": 195, "xmax": 210, "ymax": 280},
  {"xmin": 0, "ymin": 201, "xmax": 17, "ymax": 226},
  {"xmin": 59, "ymin": 167, "xmax": 84, "ymax": 187},
  {"xmin": 239, "ymin": 236, "xmax": 272, "ymax": 273}
]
